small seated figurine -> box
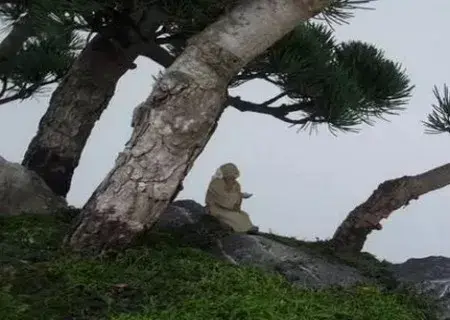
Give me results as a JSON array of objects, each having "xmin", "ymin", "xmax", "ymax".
[{"xmin": 205, "ymin": 163, "xmax": 258, "ymax": 234}]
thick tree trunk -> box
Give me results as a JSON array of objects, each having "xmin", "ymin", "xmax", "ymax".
[
  {"xmin": 21, "ymin": 3, "xmax": 172, "ymax": 197},
  {"xmin": 22, "ymin": 35, "xmax": 139, "ymax": 197},
  {"xmin": 331, "ymin": 163, "xmax": 450, "ymax": 253},
  {"xmin": 67, "ymin": 0, "xmax": 326, "ymax": 253}
]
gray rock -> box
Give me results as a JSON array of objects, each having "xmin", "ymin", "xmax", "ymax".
[
  {"xmin": 391, "ymin": 256, "xmax": 450, "ymax": 320},
  {"xmin": 154, "ymin": 199, "xmax": 370, "ymax": 289},
  {"xmin": 217, "ymin": 234, "xmax": 370, "ymax": 289},
  {"xmin": 154, "ymin": 199, "xmax": 208, "ymax": 231},
  {"xmin": 172, "ymin": 199, "xmax": 207, "ymax": 218},
  {"xmin": 155, "ymin": 199, "xmax": 450, "ymax": 315},
  {"xmin": 391, "ymin": 256, "xmax": 450, "ymax": 281},
  {"xmin": 154, "ymin": 200, "xmax": 233, "ymax": 249},
  {"xmin": 0, "ymin": 156, "xmax": 67, "ymax": 216}
]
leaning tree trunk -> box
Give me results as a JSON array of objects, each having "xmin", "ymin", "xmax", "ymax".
[
  {"xmin": 22, "ymin": 35, "xmax": 139, "ymax": 197},
  {"xmin": 21, "ymin": 3, "xmax": 172, "ymax": 198},
  {"xmin": 331, "ymin": 163, "xmax": 450, "ymax": 253},
  {"xmin": 67, "ymin": 0, "xmax": 327, "ymax": 253}
]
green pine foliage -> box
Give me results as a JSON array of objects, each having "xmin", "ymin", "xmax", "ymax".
[
  {"xmin": 0, "ymin": 0, "xmax": 413, "ymax": 133},
  {"xmin": 0, "ymin": 213, "xmax": 438, "ymax": 320},
  {"xmin": 244, "ymin": 23, "xmax": 413, "ymax": 133},
  {"xmin": 0, "ymin": 1, "xmax": 92, "ymax": 104},
  {"xmin": 423, "ymin": 84, "xmax": 450, "ymax": 134},
  {"xmin": 0, "ymin": 30, "xmax": 82, "ymax": 103}
]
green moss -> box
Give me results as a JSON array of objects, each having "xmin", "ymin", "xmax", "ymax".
[
  {"xmin": 0, "ymin": 214, "xmax": 438, "ymax": 320},
  {"xmin": 0, "ymin": 214, "xmax": 70, "ymax": 264}
]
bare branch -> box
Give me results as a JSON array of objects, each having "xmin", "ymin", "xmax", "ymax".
[
  {"xmin": 0, "ymin": 77, "xmax": 7, "ymax": 97},
  {"xmin": 0, "ymin": 78, "xmax": 59, "ymax": 105},
  {"xmin": 331, "ymin": 162, "xmax": 450, "ymax": 253},
  {"xmin": 138, "ymin": 42, "xmax": 174, "ymax": 68},
  {"xmin": 261, "ymin": 91, "xmax": 287, "ymax": 106},
  {"xmin": 263, "ymin": 77, "xmax": 282, "ymax": 86},
  {"xmin": 227, "ymin": 95, "xmax": 314, "ymax": 125}
]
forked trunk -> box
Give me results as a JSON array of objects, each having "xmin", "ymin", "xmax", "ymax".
[
  {"xmin": 67, "ymin": 0, "xmax": 326, "ymax": 253},
  {"xmin": 331, "ymin": 163, "xmax": 450, "ymax": 253},
  {"xmin": 22, "ymin": 35, "xmax": 138, "ymax": 197}
]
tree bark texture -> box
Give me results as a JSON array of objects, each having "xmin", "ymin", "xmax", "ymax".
[
  {"xmin": 22, "ymin": 35, "xmax": 139, "ymax": 197},
  {"xmin": 331, "ymin": 163, "xmax": 450, "ymax": 253},
  {"xmin": 67, "ymin": 0, "xmax": 327, "ymax": 253},
  {"xmin": 21, "ymin": 4, "xmax": 171, "ymax": 198}
]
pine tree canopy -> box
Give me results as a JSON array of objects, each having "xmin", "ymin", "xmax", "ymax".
[
  {"xmin": 0, "ymin": 0, "xmax": 93, "ymax": 104},
  {"xmin": 229, "ymin": 23, "xmax": 413, "ymax": 133},
  {"xmin": 0, "ymin": 0, "xmax": 415, "ymax": 133}
]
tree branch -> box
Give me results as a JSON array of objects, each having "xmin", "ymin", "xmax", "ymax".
[
  {"xmin": 263, "ymin": 76, "xmax": 282, "ymax": 86},
  {"xmin": 0, "ymin": 77, "xmax": 7, "ymax": 98},
  {"xmin": 227, "ymin": 95, "xmax": 314, "ymax": 124},
  {"xmin": 137, "ymin": 42, "xmax": 174, "ymax": 68},
  {"xmin": 331, "ymin": 162, "xmax": 450, "ymax": 253},
  {"xmin": 261, "ymin": 91, "xmax": 287, "ymax": 105},
  {"xmin": 120, "ymin": 39, "xmax": 320, "ymax": 127},
  {"xmin": 0, "ymin": 78, "xmax": 59, "ymax": 105},
  {"xmin": 106, "ymin": 5, "xmax": 176, "ymax": 69}
]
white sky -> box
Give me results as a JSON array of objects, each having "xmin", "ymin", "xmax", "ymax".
[{"xmin": 1, "ymin": 0, "xmax": 450, "ymax": 263}]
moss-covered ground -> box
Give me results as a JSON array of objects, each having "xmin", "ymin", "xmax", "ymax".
[{"xmin": 0, "ymin": 213, "xmax": 437, "ymax": 320}]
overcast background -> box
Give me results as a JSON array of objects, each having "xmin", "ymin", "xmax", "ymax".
[{"xmin": 1, "ymin": 1, "xmax": 449, "ymax": 263}]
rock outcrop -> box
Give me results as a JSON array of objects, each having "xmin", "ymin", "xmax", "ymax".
[
  {"xmin": 0, "ymin": 156, "xmax": 67, "ymax": 216},
  {"xmin": 155, "ymin": 200, "xmax": 450, "ymax": 319},
  {"xmin": 155, "ymin": 199, "xmax": 370, "ymax": 289},
  {"xmin": 1, "ymin": 160, "xmax": 448, "ymax": 319},
  {"xmin": 390, "ymin": 256, "xmax": 450, "ymax": 320},
  {"xmin": 215, "ymin": 233, "xmax": 371, "ymax": 289}
]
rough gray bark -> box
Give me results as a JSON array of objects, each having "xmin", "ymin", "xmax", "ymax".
[
  {"xmin": 331, "ymin": 163, "xmax": 450, "ymax": 253},
  {"xmin": 67, "ymin": 0, "xmax": 327, "ymax": 253},
  {"xmin": 22, "ymin": 35, "xmax": 139, "ymax": 197},
  {"xmin": 21, "ymin": 5, "xmax": 171, "ymax": 197}
]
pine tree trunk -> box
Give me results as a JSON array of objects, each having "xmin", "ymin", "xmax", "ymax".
[
  {"xmin": 331, "ymin": 163, "xmax": 450, "ymax": 253},
  {"xmin": 22, "ymin": 35, "xmax": 138, "ymax": 197},
  {"xmin": 67, "ymin": 0, "xmax": 326, "ymax": 253}
]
